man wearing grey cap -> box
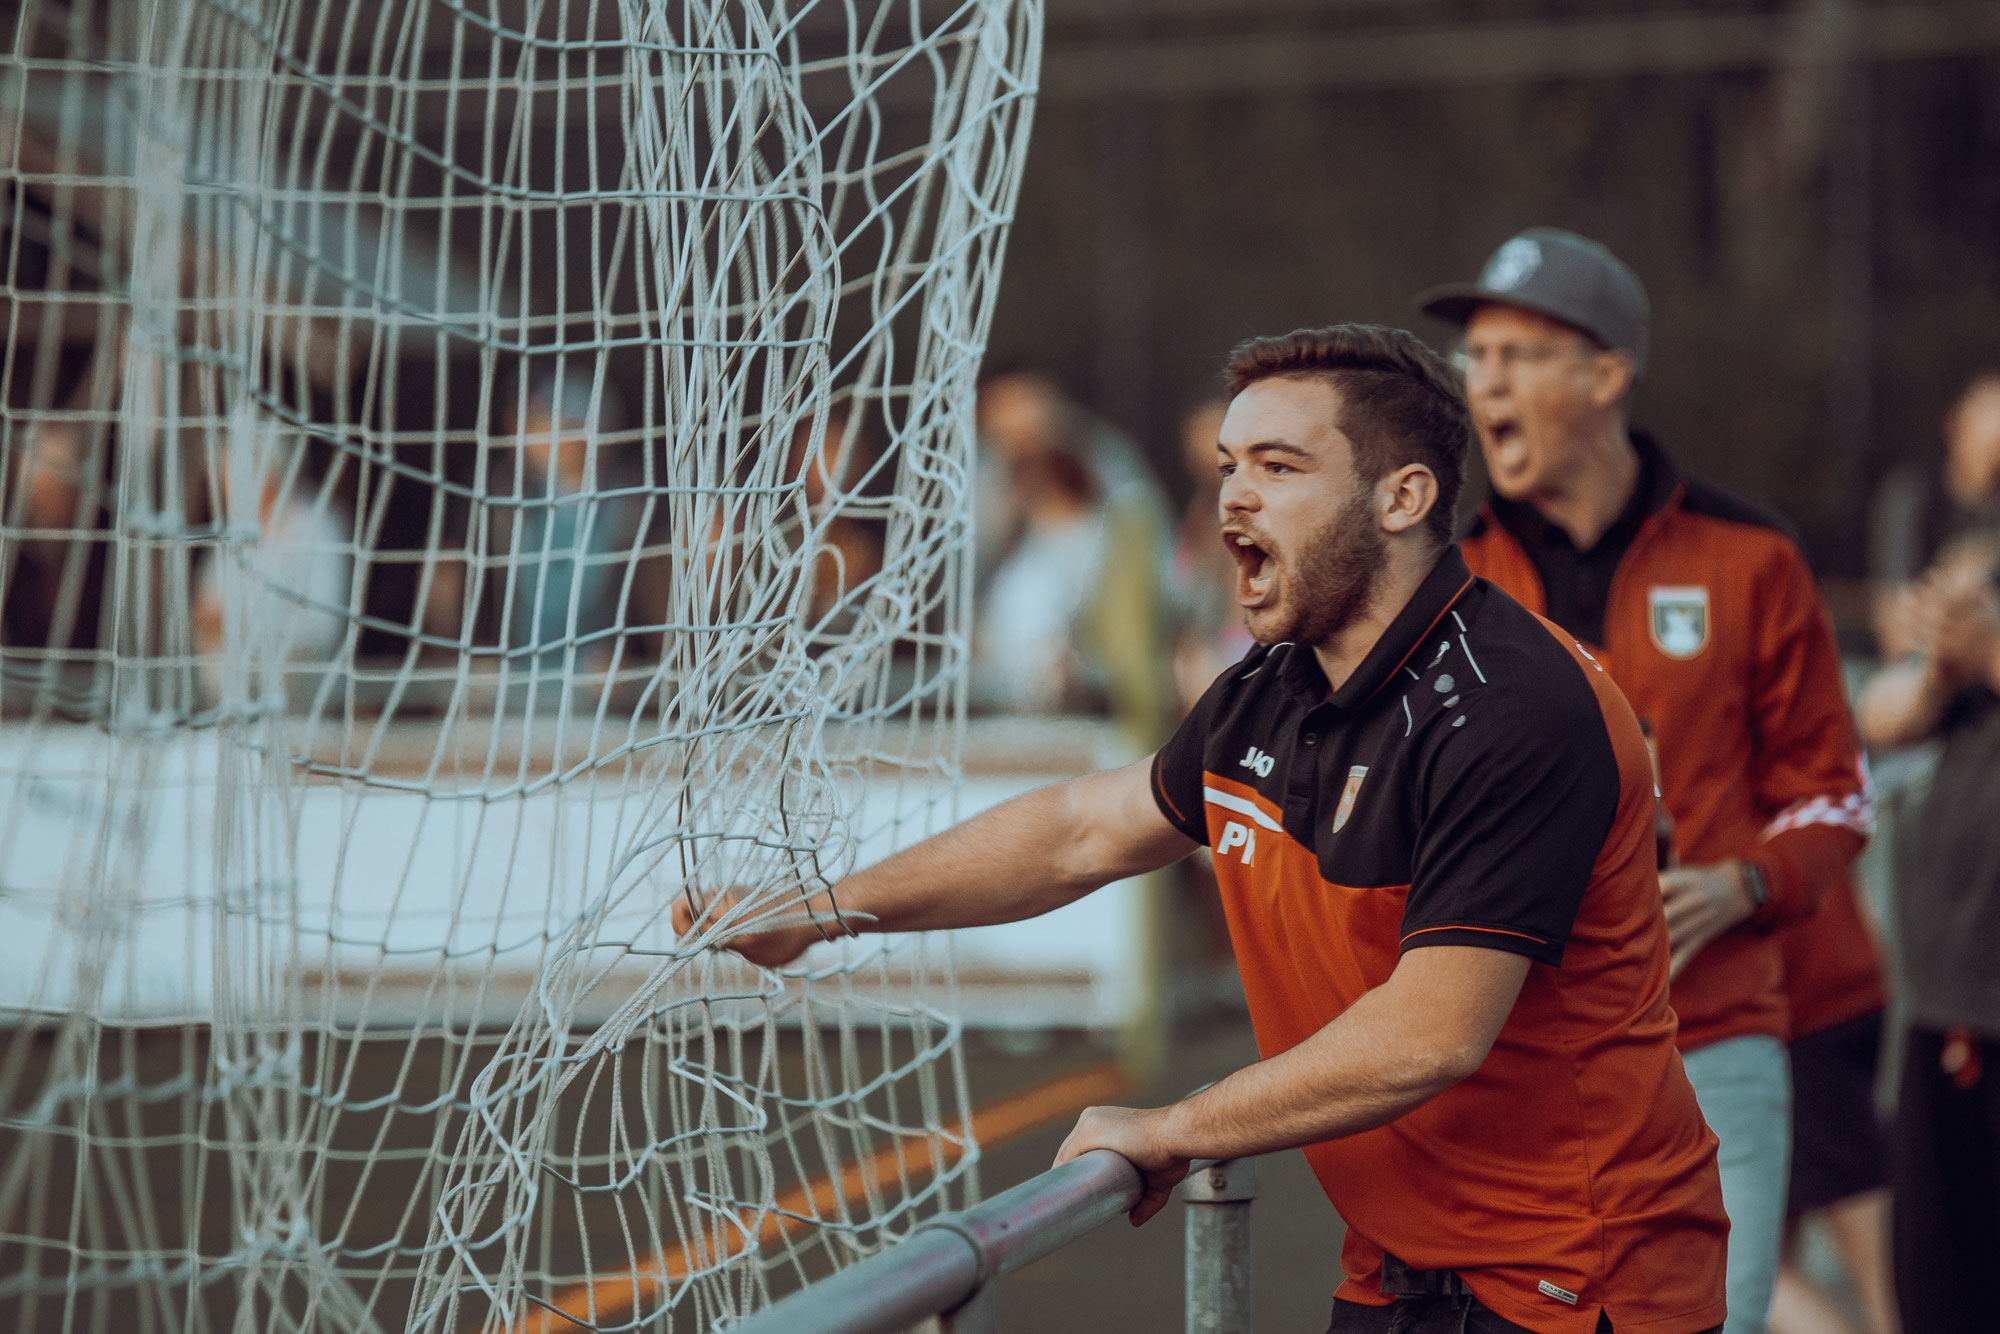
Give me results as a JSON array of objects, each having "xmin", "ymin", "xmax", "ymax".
[{"xmin": 1417, "ymin": 229, "xmax": 1874, "ymax": 1334}]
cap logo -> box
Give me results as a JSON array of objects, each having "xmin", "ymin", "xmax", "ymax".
[{"xmin": 1483, "ymin": 237, "xmax": 1542, "ymax": 291}]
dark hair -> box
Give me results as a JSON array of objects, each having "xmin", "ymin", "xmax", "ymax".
[{"xmin": 1222, "ymin": 324, "xmax": 1469, "ymax": 544}]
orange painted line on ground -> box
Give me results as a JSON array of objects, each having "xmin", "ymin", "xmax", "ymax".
[{"xmin": 518, "ymin": 1063, "xmax": 1131, "ymax": 1333}]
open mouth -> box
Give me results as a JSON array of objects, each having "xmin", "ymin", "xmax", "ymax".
[
  {"xmin": 1226, "ymin": 530, "xmax": 1275, "ymax": 607},
  {"xmin": 1480, "ymin": 417, "xmax": 1526, "ymax": 470}
]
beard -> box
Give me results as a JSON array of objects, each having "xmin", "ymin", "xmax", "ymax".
[{"xmin": 1246, "ymin": 487, "xmax": 1386, "ymax": 647}]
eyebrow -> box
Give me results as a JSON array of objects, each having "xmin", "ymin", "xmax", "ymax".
[
  {"xmin": 1240, "ymin": 440, "xmax": 1314, "ymax": 461},
  {"xmin": 1465, "ymin": 334, "xmax": 1588, "ymax": 354}
]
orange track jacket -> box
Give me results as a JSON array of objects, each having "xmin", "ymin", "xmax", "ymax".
[
  {"xmin": 1780, "ymin": 876, "xmax": 1888, "ymax": 1039},
  {"xmin": 1463, "ymin": 439, "xmax": 1871, "ymax": 1051}
]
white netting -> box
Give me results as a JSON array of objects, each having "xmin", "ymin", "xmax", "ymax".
[{"xmin": 0, "ymin": 1, "xmax": 1039, "ymax": 1329}]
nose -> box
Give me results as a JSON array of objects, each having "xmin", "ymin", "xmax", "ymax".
[
  {"xmin": 1219, "ymin": 466, "xmax": 1257, "ymax": 517},
  {"xmin": 1464, "ymin": 357, "xmax": 1505, "ymax": 401}
]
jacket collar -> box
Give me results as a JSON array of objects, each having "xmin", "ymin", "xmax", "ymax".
[
  {"xmin": 1277, "ymin": 546, "xmax": 1478, "ymax": 713},
  {"xmin": 1484, "ymin": 429, "xmax": 1683, "ymax": 551}
]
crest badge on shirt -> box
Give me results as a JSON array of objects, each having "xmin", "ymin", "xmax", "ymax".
[
  {"xmin": 1648, "ymin": 585, "xmax": 1709, "ymax": 659},
  {"xmin": 1332, "ymin": 765, "xmax": 1368, "ymax": 833}
]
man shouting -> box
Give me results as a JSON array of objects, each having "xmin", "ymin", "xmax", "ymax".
[
  {"xmin": 1421, "ymin": 230, "xmax": 1871, "ymax": 1334},
  {"xmin": 679, "ymin": 325, "xmax": 1727, "ymax": 1334}
]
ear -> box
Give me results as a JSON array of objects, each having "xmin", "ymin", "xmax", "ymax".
[
  {"xmin": 1378, "ymin": 463, "xmax": 1439, "ymax": 538},
  {"xmin": 1588, "ymin": 350, "xmax": 1636, "ymax": 411}
]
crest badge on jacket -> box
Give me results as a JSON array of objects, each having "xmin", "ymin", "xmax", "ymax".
[{"xmin": 1649, "ymin": 585, "xmax": 1710, "ymax": 659}]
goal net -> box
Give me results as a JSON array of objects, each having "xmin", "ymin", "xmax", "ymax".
[{"xmin": 0, "ymin": 1, "xmax": 1039, "ymax": 1330}]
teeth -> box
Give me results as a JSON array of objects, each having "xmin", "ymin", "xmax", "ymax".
[{"xmin": 1235, "ymin": 536, "xmax": 1253, "ymax": 546}]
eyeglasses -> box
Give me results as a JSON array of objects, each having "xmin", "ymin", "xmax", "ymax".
[{"xmin": 1454, "ymin": 338, "xmax": 1600, "ymax": 380}]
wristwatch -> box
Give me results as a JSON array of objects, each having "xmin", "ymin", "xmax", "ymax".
[{"xmin": 1738, "ymin": 859, "xmax": 1770, "ymax": 912}]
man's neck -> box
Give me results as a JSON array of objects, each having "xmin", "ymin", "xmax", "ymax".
[
  {"xmin": 1311, "ymin": 544, "xmax": 1439, "ymax": 691},
  {"xmin": 1529, "ymin": 428, "xmax": 1640, "ymax": 551}
]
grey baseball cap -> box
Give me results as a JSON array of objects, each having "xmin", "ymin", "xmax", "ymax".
[{"xmin": 1415, "ymin": 227, "xmax": 1650, "ymax": 374}]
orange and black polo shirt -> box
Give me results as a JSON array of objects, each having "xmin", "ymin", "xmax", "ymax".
[
  {"xmin": 1152, "ymin": 548, "xmax": 1727, "ymax": 1334},
  {"xmin": 1462, "ymin": 434, "xmax": 1872, "ymax": 1052}
]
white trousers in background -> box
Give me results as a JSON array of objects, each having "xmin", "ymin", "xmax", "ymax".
[{"xmin": 1680, "ymin": 1033, "xmax": 1792, "ymax": 1334}]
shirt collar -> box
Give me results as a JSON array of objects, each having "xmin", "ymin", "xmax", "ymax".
[
  {"xmin": 1276, "ymin": 546, "xmax": 1478, "ymax": 713},
  {"xmin": 1486, "ymin": 430, "xmax": 1682, "ymax": 552}
]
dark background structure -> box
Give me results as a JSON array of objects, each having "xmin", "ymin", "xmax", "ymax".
[{"xmin": 985, "ymin": 0, "xmax": 2000, "ymax": 579}]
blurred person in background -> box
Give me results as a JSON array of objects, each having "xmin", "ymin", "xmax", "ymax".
[
  {"xmin": 1163, "ymin": 396, "xmax": 1248, "ymax": 999},
  {"xmin": 1868, "ymin": 372, "xmax": 2000, "ymax": 658},
  {"xmin": 1423, "ymin": 228, "xmax": 1872, "ymax": 1334},
  {"xmin": 494, "ymin": 367, "xmax": 643, "ymax": 683},
  {"xmin": 972, "ymin": 439, "xmax": 1103, "ymax": 710},
  {"xmin": 971, "ymin": 369, "xmax": 1173, "ymax": 746},
  {"xmin": 1769, "ymin": 879, "xmax": 1898, "ymax": 1334},
  {"xmin": 1855, "ymin": 533, "xmax": 2000, "ymax": 1334},
  {"xmin": 786, "ymin": 408, "xmax": 884, "ymax": 638},
  {"xmin": 1168, "ymin": 396, "xmax": 1255, "ymax": 712},
  {"xmin": 191, "ymin": 445, "xmax": 354, "ymax": 704}
]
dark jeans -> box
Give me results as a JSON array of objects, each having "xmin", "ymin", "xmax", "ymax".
[
  {"xmin": 1325, "ymin": 1295, "xmax": 1716, "ymax": 1334},
  {"xmin": 1892, "ymin": 1024, "xmax": 2000, "ymax": 1334}
]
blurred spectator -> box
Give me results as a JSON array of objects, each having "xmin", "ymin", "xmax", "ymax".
[
  {"xmin": 4, "ymin": 412, "xmax": 98, "ymax": 649},
  {"xmin": 1431, "ymin": 227, "xmax": 1871, "ymax": 1334},
  {"xmin": 787, "ymin": 408, "xmax": 884, "ymax": 636},
  {"xmin": 1770, "ymin": 877, "xmax": 1899, "ymax": 1334},
  {"xmin": 192, "ymin": 449, "xmax": 354, "ymax": 702},
  {"xmin": 492, "ymin": 368, "xmax": 643, "ymax": 682},
  {"xmin": 1163, "ymin": 396, "xmax": 1249, "ymax": 1001},
  {"xmin": 1167, "ymin": 397, "xmax": 1254, "ymax": 712},
  {"xmin": 1855, "ymin": 534, "xmax": 2000, "ymax": 1334},
  {"xmin": 971, "ymin": 370, "xmax": 1172, "ymax": 745},
  {"xmin": 1869, "ymin": 371, "xmax": 2000, "ymax": 658},
  {"xmin": 973, "ymin": 444, "xmax": 1102, "ymax": 710}
]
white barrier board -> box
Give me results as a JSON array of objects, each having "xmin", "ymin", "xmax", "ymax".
[{"xmin": 0, "ymin": 719, "xmax": 1145, "ymax": 1029}]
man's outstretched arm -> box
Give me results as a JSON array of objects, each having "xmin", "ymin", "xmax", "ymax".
[
  {"xmin": 1055, "ymin": 945, "xmax": 1531, "ymax": 1224},
  {"xmin": 671, "ymin": 757, "xmax": 1198, "ymax": 967}
]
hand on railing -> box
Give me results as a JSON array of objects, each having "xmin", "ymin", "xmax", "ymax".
[
  {"xmin": 728, "ymin": 1147, "xmax": 1260, "ymax": 1333},
  {"xmin": 1052, "ymin": 1105, "xmax": 1191, "ymax": 1225}
]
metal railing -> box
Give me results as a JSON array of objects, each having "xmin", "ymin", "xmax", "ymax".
[{"xmin": 732, "ymin": 1150, "xmax": 1259, "ymax": 1334}]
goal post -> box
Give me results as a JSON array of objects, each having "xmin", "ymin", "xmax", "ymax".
[{"xmin": 0, "ymin": 2, "xmax": 1042, "ymax": 1330}]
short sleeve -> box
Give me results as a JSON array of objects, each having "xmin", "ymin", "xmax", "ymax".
[
  {"xmin": 1150, "ymin": 653, "xmax": 1255, "ymax": 845},
  {"xmin": 1401, "ymin": 685, "xmax": 1622, "ymax": 966}
]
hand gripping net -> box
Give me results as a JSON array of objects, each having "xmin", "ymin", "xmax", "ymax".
[{"xmin": 0, "ymin": 1, "xmax": 1039, "ymax": 1330}]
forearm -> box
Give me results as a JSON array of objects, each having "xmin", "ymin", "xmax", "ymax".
[
  {"xmin": 1855, "ymin": 657, "xmax": 1953, "ymax": 748},
  {"xmin": 1152, "ymin": 971, "xmax": 1486, "ymax": 1160},
  {"xmin": 814, "ymin": 764, "xmax": 1190, "ymax": 936},
  {"xmin": 1053, "ymin": 948, "xmax": 1528, "ymax": 1226},
  {"xmin": 814, "ymin": 784, "xmax": 1094, "ymax": 934}
]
